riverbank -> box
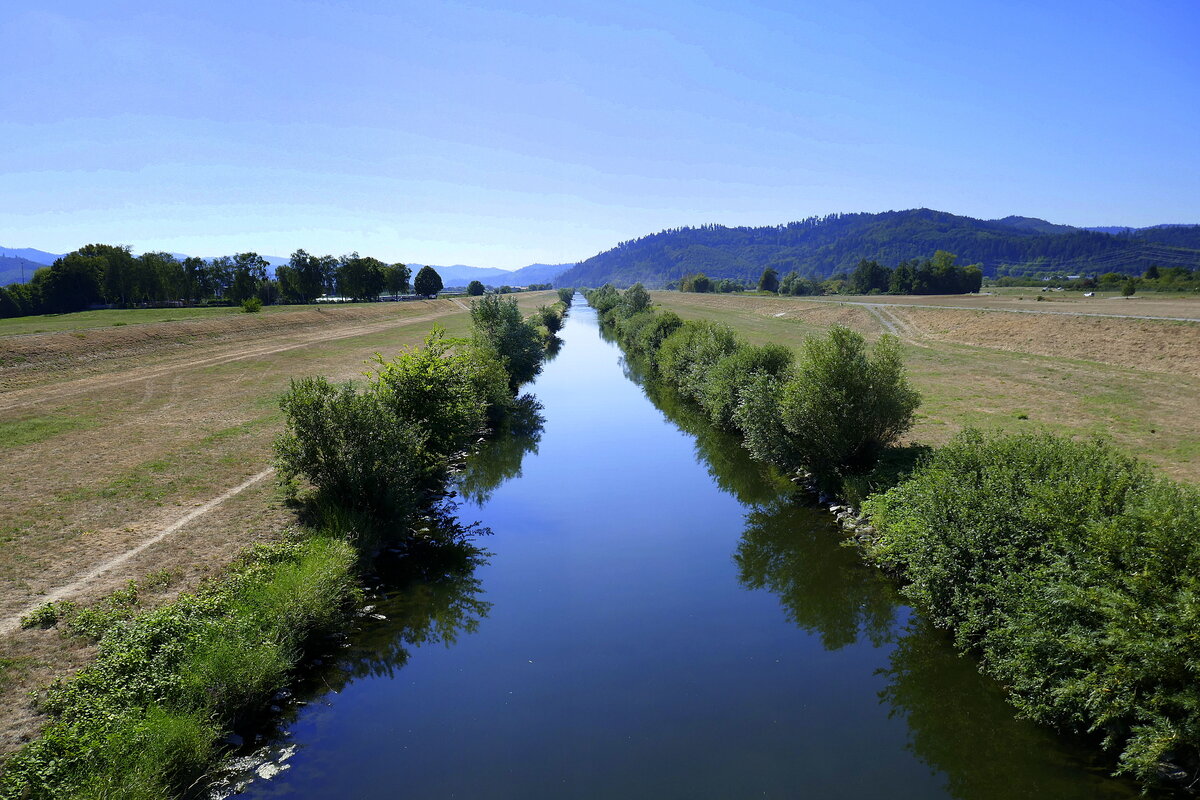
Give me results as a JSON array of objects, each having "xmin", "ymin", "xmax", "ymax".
[
  {"xmin": 588, "ymin": 285, "xmax": 1200, "ymax": 793},
  {"xmin": 0, "ymin": 296, "xmax": 568, "ymax": 799}
]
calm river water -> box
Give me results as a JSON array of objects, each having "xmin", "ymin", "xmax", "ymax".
[{"xmin": 236, "ymin": 300, "xmax": 1138, "ymax": 799}]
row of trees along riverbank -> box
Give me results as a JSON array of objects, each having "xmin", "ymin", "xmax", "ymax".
[
  {"xmin": 0, "ymin": 293, "xmax": 571, "ymax": 800},
  {"xmin": 586, "ymin": 283, "xmax": 1200, "ymax": 792}
]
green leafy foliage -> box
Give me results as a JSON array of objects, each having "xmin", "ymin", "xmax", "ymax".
[
  {"xmin": 586, "ymin": 288, "xmax": 916, "ymax": 481},
  {"xmin": 469, "ymin": 295, "xmax": 544, "ymax": 390},
  {"xmin": 774, "ymin": 327, "xmax": 920, "ymax": 478},
  {"xmin": 864, "ymin": 430, "xmax": 1200, "ymax": 783},
  {"xmin": 275, "ymin": 376, "xmax": 426, "ymax": 519},
  {"xmin": 0, "ymin": 536, "xmax": 358, "ymax": 800},
  {"xmin": 413, "ymin": 265, "xmax": 444, "ymax": 297}
]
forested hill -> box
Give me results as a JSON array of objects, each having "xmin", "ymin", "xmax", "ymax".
[{"xmin": 554, "ymin": 209, "xmax": 1200, "ymax": 288}]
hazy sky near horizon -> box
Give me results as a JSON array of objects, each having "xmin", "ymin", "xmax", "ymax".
[{"xmin": 2, "ymin": 1, "xmax": 1197, "ymax": 268}]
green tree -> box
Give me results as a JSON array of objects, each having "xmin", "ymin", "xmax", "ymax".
[
  {"xmin": 466, "ymin": 280, "xmax": 485, "ymax": 296},
  {"xmin": 1122, "ymin": 279, "xmax": 1137, "ymax": 296},
  {"xmin": 757, "ymin": 267, "xmax": 780, "ymax": 293},
  {"xmin": 43, "ymin": 251, "xmax": 107, "ymax": 312},
  {"xmin": 384, "ymin": 263, "xmax": 411, "ymax": 295},
  {"xmin": 778, "ymin": 326, "xmax": 920, "ymax": 477},
  {"xmin": 227, "ymin": 253, "xmax": 269, "ymax": 303},
  {"xmin": 287, "ymin": 249, "xmax": 326, "ymax": 302},
  {"xmin": 414, "ymin": 266, "xmax": 443, "ymax": 297},
  {"xmin": 619, "ymin": 282, "xmax": 651, "ymax": 315},
  {"xmin": 337, "ymin": 253, "xmax": 386, "ymax": 301},
  {"xmin": 679, "ymin": 273, "xmax": 712, "ymax": 293},
  {"xmin": 849, "ymin": 259, "xmax": 891, "ymax": 294},
  {"xmin": 469, "ymin": 294, "xmax": 543, "ymax": 389}
]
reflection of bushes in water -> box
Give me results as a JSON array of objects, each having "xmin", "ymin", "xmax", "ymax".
[
  {"xmin": 456, "ymin": 395, "xmax": 545, "ymax": 505},
  {"xmin": 542, "ymin": 334, "xmax": 564, "ymax": 363},
  {"xmin": 631, "ymin": 359, "xmax": 790, "ymax": 507},
  {"xmin": 878, "ymin": 617, "xmax": 1138, "ymax": 800},
  {"xmin": 334, "ymin": 536, "xmax": 493, "ymax": 687},
  {"xmin": 734, "ymin": 497, "xmax": 898, "ymax": 650}
]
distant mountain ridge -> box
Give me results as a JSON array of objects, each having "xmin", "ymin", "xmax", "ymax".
[
  {"xmin": 553, "ymin": 209, "xmax": 1200, "ymax": 288},
  {"xmin": 0, "ymin": 255, "xmax": 45, "ymax": 287},
  {"xmin": 424, "ymin": 262, "xmax": 571, "ymax": 286}
]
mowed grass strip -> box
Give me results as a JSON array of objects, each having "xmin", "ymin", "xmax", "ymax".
[
  {"xmin": 0, "ymin": 302, "xmax": 393, "ymax": 338},
  {"xmin": 650, "ymin": 291, "xmax": 1200, "ymax": 483}
]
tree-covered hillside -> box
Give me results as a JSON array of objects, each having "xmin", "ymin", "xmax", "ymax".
[{"xmin": 554, "ymin": 209, "xmax": 1200, "ymax": 288}]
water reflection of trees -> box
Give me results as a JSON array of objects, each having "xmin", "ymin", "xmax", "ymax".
[
  {"xmin": 735, "ymin": 497, "xmax": 898, "ymax": 650},
  {"xmin": 456, "ymin": 395, "xmax": 545, "ymax": 505},
  {"xmin": 880, "ymin": 617, "xmax": 1138, "ymax": 800},
  {"xmin": 628, "ymin": 352, "xmax": 1138, "ymax": 799},
  {"xmin": 333, "ymin": 537, "xmax": 493, "ymax": 687},
  {"xmin": 632, "ymin": 364, "xmax": 788, "ymax": 507}
]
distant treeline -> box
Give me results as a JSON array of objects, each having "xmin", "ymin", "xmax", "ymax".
[
  {"xmin": 0, "ymin": 245, "xmax": 424, "ymax": 318},
  {"xmin": 679, "ymin": 251, "xmax": 982, "ymax": 296},
  {"xmin": 991, "ymin": 264, "xmax": 1200, "ymax": 292},
  {"xmin": 554, "ymin": 209, "xmax": 1200, "ymax": 288}
]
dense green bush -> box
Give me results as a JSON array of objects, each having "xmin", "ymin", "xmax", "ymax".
[
  {"xmin": 656, "ymin": 320, "xmax": 741, "ymax": 402},
  {"xmin": 240, "ymin": 296, "xmax": 263, "ymax": 313},
  {"xmin": 469, "ymin": 294, "xmax": 544, "ymax": 390},
  {"xmin": 629, "ymin": 311, "xmax": 682, "ymax": 360},
  {"xmin": 585, "ymin": 288, "xmax": 917, "ymax": 481},
  {"xmin": 370, "ymin": 329, "xmax": 499, "ymax": 468},
  {"xmin": 773, "ymin": 326, "xmax": 919, "ymax": 478},
  {"xmin": 700, "ymin": 343, "xmax": 794, "ymax": 429},
  {"xmin": 864, "ymin": 430, "xmax": 1200, "ymax": 783},
  {"xmin": 275, "ymin": 376, "xmax": 425, "ymax": 518}
]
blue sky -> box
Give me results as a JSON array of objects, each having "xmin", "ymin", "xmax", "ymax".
[{"xmin": 2, "ymin": 0, "xmax": 1197, "ymax": 268}]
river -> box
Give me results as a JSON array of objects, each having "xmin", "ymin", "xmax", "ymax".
[{"xmin": 233, "ymin": 300, "xmax": 1138, "ymax": 799}]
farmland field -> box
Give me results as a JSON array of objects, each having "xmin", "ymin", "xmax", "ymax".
[{"xmin": 650, "ymin": 291, "xmax": 1200, "ymax": 483}]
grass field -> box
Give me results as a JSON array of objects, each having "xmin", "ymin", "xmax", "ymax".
[
  {"xmin": 650, "ymin": 291, "xmax": 1200, "ymax": 484},
  {"xmin": 0, "ymin": 303, "xmax": 325, "ymax": 337},
  {"xmin": 0, "ymin": 293, "xmax": 555, "ymax": 753}
]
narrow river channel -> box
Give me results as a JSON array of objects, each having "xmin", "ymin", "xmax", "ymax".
[{"xmin": 235, "ymin": 300, "xmax": 1138, "ymax": 799}]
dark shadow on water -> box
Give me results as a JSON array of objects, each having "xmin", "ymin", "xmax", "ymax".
[
  {"xmin": 735, "ymin": 496, "xmax": 899, "ymax": 651},
  {"xmin": 455, "ymin": 395, "xmax": 545, "ymax": 505}
]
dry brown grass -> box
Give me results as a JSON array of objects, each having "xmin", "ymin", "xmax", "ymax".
[{"xmin": 651, "ymin": 291, "xmax": 1200, "ymax": 485}]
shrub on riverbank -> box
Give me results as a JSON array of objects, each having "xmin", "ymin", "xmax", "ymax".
[
  {"xmin": 863, "ymin": 430, "xmax": 1200, "ymax": 784},
  {"xmin": 276, "ymin": 377, "xmax": 426, "ymax": 519},
  {"xmin": 1, "ymin": 534, "xmax": 359, "ymax": 800},
  {"xmin": 470, "ymin": 295, "xmax": 546, "ymax": 390},
  {"xmin": 586, "ymin": 284, "xmax": 916, "ymax": 481}
]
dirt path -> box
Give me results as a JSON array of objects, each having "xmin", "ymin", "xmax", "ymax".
[
  {"xmin": 0, "ymin": 469, "xmax": 274, "ymax": 636},
  {"xmin": 0, "ymin": 307, "xmax": 457, "ymax": 413}
]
